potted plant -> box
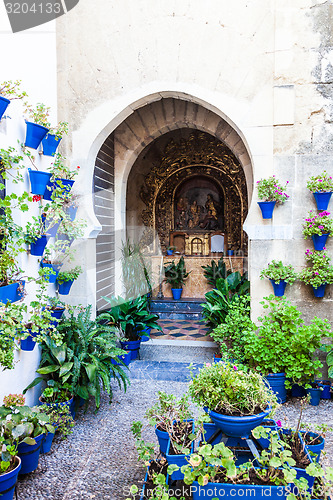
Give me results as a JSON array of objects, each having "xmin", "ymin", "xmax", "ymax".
[
  {"xmin": 25, "ymin": 215, "xmax": 50, "ymax": 256},
  {"xmin": 20, "ymin": 297, "xmax": 57, "ymax": 351},
  {"xmin": 22, "ymin": 147, "xmax": 52, "ymax": 196},
  {"xmin": 166, "ymin": 245, "xmax": 176, "ymax": 256},
  {"xmin": 42, "ymin": 121, "xmax": 68, "ymax": 157},
  {"xmin": 0, "ymin": 302, "xmax": 27, "ymax": 369},
  {"xmin": 299, "ymin": 249, "xmax": 333, "ymax": 297},
  {"xmin": 300, "ymin": 422, "xmax": 330, "ymax": 463},
  {"xmin": 43, "ymin": 153, "xmax": 80, "ymax": 201},
  {"xmin": 24, "ymin": 102, "xmax": 50, "ymax": 149},
  {"xmin": 302, "ymin": 210, "xmax": 333, "ymax": 250},
  {"xmin": 0, "ymin": 79, "xmax": 28, "ymax": 121},
  {"xmin": 0, "ymin": 250, "xmax": 25, "ymax": 303},
  {"xmin": 56, "ymin": 266, "xmax": 82, "ymax": 295},
  {"xmin": 100, "ymin": 295, "xmax": 162, "ymax": 359},
  {"xmin": 307, "ymin": 170, "xmax": 333, "ymax": 210},
  {"xmin": 243, "ymin": 295, "xmax": 331, "ymax": 402},
  {"xmin": 256, "ymin": 175, "xmax": 289, "ymax": 219},
  {"xmin": 201, "ymin": 256, "xmax": 226, "ymax": 287},
  {"xmin": 260, "ymin": 260, "xmax": 297, "ymax": 296},
  {"xmin": 39, "ymin": 402, "xmax": 74, "ymax": 454},
  {"xmin": 164, "ymin": 256, "xmax": 190, "ymax": 300}
]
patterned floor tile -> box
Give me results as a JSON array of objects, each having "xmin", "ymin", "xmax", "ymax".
[{"xmin": 150, "ymin": 318, "xmax": 214, "ymax": 342}]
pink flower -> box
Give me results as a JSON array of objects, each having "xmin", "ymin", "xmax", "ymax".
[
  {"xmin": 276, "ymin": 420, "xmax": 282, "ymax": 428},
  {"xmin": 315, "ymin": 272, "xmax": 319, "ymax": 275},
  {"xmin": 205, "ymin": 363, "xmax": 211, "ymax": 367},
  {"xmin": 233, "ymin": 366, "xmax": 238, "ymax": 371},
  {"xmin": 286, "ymin": 181, "xmax": 289, "ymax": 184}
]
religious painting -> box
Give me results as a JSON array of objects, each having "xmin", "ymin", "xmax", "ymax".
[{"xmin": 174, "ymin": 176, "xmax": 224, "ymax": 231}]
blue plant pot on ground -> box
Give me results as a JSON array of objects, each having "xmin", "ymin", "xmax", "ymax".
[
  {"xmin": 139, "ymin": 326, "xmax": 151, "ymax": 342},
  {"xmin": 41, "ymin": 432, "xmax": 55, "ymax": 454},
  {"xmin": 312, "ymin": 233, "xmax": 329, "ymax": 251},
  {"xmin": 20, "ymin": 329, "xmax": 37, "ymax": 351},
  {"xmin": 258, "ymin": 201, "xmax": 276, "ymax": 219},
  {"xmin": 40, "ymin": 261, "xmax": 59, "ymax": 284},
  {"xmin": 317, "ymin": 380, "xmax": 331, "ymax": 399},
  {"xmin": 300, "ymin": 430, "xmax": 325, "ymax": 463},
  {"xmin": 42, "ymin": 134, "xmax": 61, "ymax": 156},
  {"xmin": 270, "ymin": 279, "xmax": 287, "ymax": 297},
  {"xmin": 57, "ymin": 280, "xmax": 74, "ymax": 295},
  {"xmin": 0, "ymin": 457, "xmax": 21, "ymax": 500},
  {"xmin": 291, "ymin": 384, "xmax": 306, "ymax": 398},
  {"xmin": 0, "ymin": 96, "xmax": 10, "ymax": 121},
  {"xmin": 307, "ymin": 387, "xmax": 322, "ymax": 406},
  {"xmin": 17, "ymin": 433, "xmax": 44, "ymax": 474},
  {"xmin": 25, "ymin": 121, "xmax": 49, "ymax": 149},
  {"xmin": 171, "ymin": 288, "xmax": 183, "ymax": 300},
  {"xmin": 166, "ymin": 420, "xmax": 195, "ymax": 480},
  {"xmin": 265, "ymin": 372, "xmax": 287, "ymax": 404},
  {"xmin": 110, "ymin": 351, "xmax": 132, "ymax": 367},
  {"xmin": 30, "ymin": 235, "xmax": 48, "ymax": 256},
  {"xmin": 155, "ymin": 426, "xmax": 169, "ymax": 455},
  {"xmin": 0, "ymin": 281, "xmax": 25, "ymax": 304},
  {"xmin": 208, "ymin": 407, "xmax": 270, "ymax": 438},
  {"xmin": 40, "ymin": 396, "xmax": 75, "ymax": 419},
  {"xmin": 312, "ymin": 283, "xmax": 327, "ymax": 298},
  {"xmin": 120, "ymin": 339, "xmax": 141, "ymax": 360},
  {"xmin": 28, "ymin": 169, "xmax": 53, "ymax": 196},
  {"xmin": 43, "ymin": 178, "xmax": 75, "ymax": 201},
  {"xmin": 313, "ymin": 192, "xmax": 332, "ymax": 211}
]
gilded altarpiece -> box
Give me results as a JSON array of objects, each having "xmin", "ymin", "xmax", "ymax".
[{"xmin": 140, "ymin": 133, "xmax": 248, "ymax": 254}]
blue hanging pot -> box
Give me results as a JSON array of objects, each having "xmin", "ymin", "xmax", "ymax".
[
  {"xmin": 0, "ymin": 281, "xmax": 25, "ymax": 303},
  {"xmin": 28, "ymin": 169, "xmax": 52, "ymax": 196},
  {"xmin": 20, "ymin": 329, "xmax": 38, "ymax": 351},
  {"xmin": 40, "ymin": 261, "xmax": 59, "ymax": 284},
  {"xmin": 270, "ymin": 279, "xmax": 287, "ymax": 297},
  {"xmin": 42, "ymin": 134, "xmax": 61, "ymax": 156},
  {"xmin": 57, "ymin": 279, "xmax": 74, "ymax": 295},
  {"xmin": 258, "ymin": 201, "xmax": 276, "ymax": 219},
  {"xmin": 312, "ymin": 283, "xmax": 327, "ymax": 298},
  {"xmin": 43, "ymin": 178, "xmax": 75, "ymax": 201},
  {"xmin": 30, "ymin": 235, "xmax": 48, "ymax": 256},
  {"xmin": 312, "ymin": 233, "xmax": 329, "ymax": 251},
  {"xmin": 49, "ymin": 307, "xmax": 65, "ymax": 328},
  {"xmin": 0, "ymin": 96, "xmax": 10, "ymax": 121},
  {"xmin": 66, "ymin": 205, "xmax": 78, "ymax": 221},
  {"xmin": 313, "ymin": 192, "xmax": 332, "ymax": 211},
  {"xmin": 25, "ymin": 121, "xmax": 49, "ymax": 149}
]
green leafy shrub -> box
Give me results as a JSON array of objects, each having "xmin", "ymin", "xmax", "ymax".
[
  {"xmin": 201, "ymin": 256, "xmax": 226, "ymax": 287},
  {"xmin": 307, "ymin": 171, "xmax": 333, "ymax": 193},
  {"xmin": 303, "ymin": 210, "xmax": 333, "ymax": 237},
  {"xmin": 164, "ymin": 256, "xmax": 190, "ymax": 289},
  {"xmin": 299, "ymin": 250, "xmax": 333, "ymax": 288},
  {"xmin": 57, "ymin": 266, "xmax": 82, "ymax": 284},
  {"xmin": 257, "ymin": 176, "xmax": 289, "ymax": 203},
  {"xmin": 260, "ymin": 260, "xmax": 297, "ymax": 285}
]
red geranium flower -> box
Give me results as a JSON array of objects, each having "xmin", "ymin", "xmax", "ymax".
[{"xmin": 32, "ymin": 195, "xmax": 42, "ymax": 202}]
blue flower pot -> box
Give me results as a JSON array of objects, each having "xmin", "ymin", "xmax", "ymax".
[
  {"xmin": 307, "ymin": 387, "xmax": 322, "ymax": 406},
  {"xmin": 166, "ymin": 420, "xmax": 194, "ymax": 480},
  {"xmin": 291, "ymin": 384, "xmax": 306, "ymax": 397},
  {"xmin": 20, "ymin": 329, "xmax": 37, "ymax": 351},
  {"xmin": 313, "ymin": 192, "xmax": 332, "ymax": 211},
  {"xmin": 120, "ymin": 339, "xmax": 141, "ymax": 360},
  {"xmin": 0, "ymin": 281, "xmax": 25, "ymax": 304},
  {"xmin": 40, "ymin": 261, "xmax": 59, "ymax": 284},
  {"xmin": 41, "ymin": 214, "xmax": 61, "ymax": 238},
  {"xmin": 43, "ymin": 178, "xmax": 75, "ymax": 201},
  {"xmin": 312, "ymin": 233, "xmax": 329, "ymax": 251},
  {"xmin": 208, "ymin": 407, "xmax": 271, "ymax": 438},
  {"xmin": 167, "ymin": 249, "xmax": 173, "ymax": 255},
  {"xmin": 30, "ymin": 235, "xmax": 48, "ymax": 256},
  {"xmin": 192, "ymin": 480, "xmax": 291, "ymax": 500},
  {"xmin": 171, "ymin": 288, "xmax": 183, "ymax": 300},
  {"xmin": 0, "ymin": 96, "xmax": 10, "ymax": 121},
  {"xmin": 265, "ymin": 372, "xmax": 287, "ymax": 403},
  {"xmin": 312, "ymin": 283, "xmax": 327, "ymax": 298},
  {"xmin": 138, "ymin": 326, "xmax": 151, "ymax": 342},
  {"xmin": 227, "ymin": 250, "xmax": 234, "ymax": 256},
  {"xmin": 57, "ymin": 280, "xmax": 74, "ymax": 295},
  {"xmin": 42, "ymin": 134, "xmax": 61, "ymax": 157},
  {"xmin": 25, "ymin": 121, "xmax": 49, "ymax": 149},
  {"xmin": 201, "ymin": 422, "xmax": 221, "ymax": 445},
  {"xmin": 270, "ymin": 279, "xmax": 287, "ymax": 297},
  {"xmin": 258, "ymin": 201, "xmax": 276, "ymax": 219},
  {"xmin": 300, "ymin": 431, "xmax": 325, "ymax": 463},
  {"xmin": 155, "ymin": 426, "xmax": 169, "ymax": 455},
  {"xmin": 28, "ymin": 169, "xmax": 52, "ymax": 196},
  {"xmin": 317, "ymin": 380, "xmax": 331, "ymax": 399},
  {"xmin": 66, "ymin": 205, "xmax": 78, "ymax": 221},
  {"xmin": 17, "ymin": 433, "xmax": 44, "ymax": 474},
  {"xmin": 41, "ymin": 432, "xmax": 55, "ymax": 454},
  {"xmin": 110, "ymin": 351, "xmax": 132, "ymax": 367},
  {"xmin": 0, "ymin": 457, "xmax": 21, "ymax": 500}
]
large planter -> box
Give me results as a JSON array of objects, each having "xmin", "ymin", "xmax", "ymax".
[
  {"xmin": 25, "ymin": 121, "xmax": 49, "ymax": 149},
  {"xmin": 166, "ymin": 420, "xmax": 195, "ymax": 480},
  {"xmin": 312, "ymin": 233, "xmax": 329, "ymax": 251},
  {"xmin": 312, "ymin": 284, "xmax": 327, "ymax": 298},
  {"xmin": 265, "ymin": 372, "xmax": 287, "ymax": 404},
  {"xmin": 57, "ymin": 279, "xmax": 74, "ymax": 295},
  {"xmin": 208, "ymin": 407, "xmax": 270, "ymax": 438},
  {"xmin": 0, "ymin": 96, "xmax": 10, "ymax": 121},
  {"xmin": 40, "ymin": 261, "xmax": 59, "ymax": 284},
  {"xmin": 171, "ymin": 288, "xmax": 183, "ymax": 300},
  {"xmin": 42, "ymin": 134, "xmax": 61, "ymax": 157},
  {"xmin": 191, "ymin": 479, "xmax": 291, "ymax": 499},
  {"xmin": 155, "ymin": 425, "xmax": 169, "ymax": 455},
  {"xmin": 269, "ymin": 279, "xmax": 287, "ymax": 297},
  {"xmin": 17, "ymin": 433, "xmax": 44, "ymax": 474},
  {"xmin": 110, "ymin": 351, "xmax": 131, "ymax": 367},
  {"xmin": 43, "ymin": 178, "xmax": 75, "ymax": 201},
  {"xmin": 20, "ymin": 329, "xmax": 38, "ymax": 351},
  {"xmin": 307, "ymin": 387, "xmax": 322, "ymax": 406},
  {"xmin": 0, "ymin": 456, "xmax": 21, "ymax": 500},
  {"xmin": 317, "ymin": 380, "xmax": 331, "ymax": 399},
  {"xmin": 28, "ymin": 169, "xmax": 52, "ymax": 196},
  {"xmin": 120, "ymin": 339, "xmax": 141, "ymax": 360},
  {"xmin": 313, "ymin": 192, "xmax": 332, "ymax": 211},
  {"xmin": 0, "ymin": 281, "xmax": 25, "ymax": 304},
  {"xmin": 30, "ymin": 235, "xmax": 48, "ymax": 256},
  {"xmin": 300, "ymin": 431, "xmax": 325, "ymax": 463},
  {"xmin": 291, "ymin": 384, "xmax": 306, "ymax": 398},
  {"xmin": 39, "ymin": 395, "xmax": 75, "ymax": 418},
  {"xmin": 258, "ymin": 201, "xmax": 276, "ymax": 219}
]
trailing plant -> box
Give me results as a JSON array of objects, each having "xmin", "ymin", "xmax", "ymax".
[
  {"xmin": 201, "ymin": 255, "xmax": 226, "ymax": 287},
  {"xmin": 0, "ymin": 301, "xmax": 26, "ymax": 369},
  {"xmin": 0, "ymin": 146, "xmax": 25, "ymax": 183},
  {"xmin": 257, "ymin": 176, "xmax": 289, "ymax": 203},
  {"xmin": 48, "ymin": 121, "xmax": 69, "ymax": 140},
  {"xmin": 243, "ymin": 295, "xmax": 331, "ymax": 388},
  {"xmin": 0, "ymin": 80, "xmax": 28, "ymax": 101},
  {"xmin": 260, "ymin": 260, "xmax": 297, "ymax": 285},
  {"xmin": 121, "ymin": 239, "xmax": 153, "ymax": 299},
  {"xmin": 24, "ymin": 215, "xmax": 48, "ymax": 244},
  {"xmin": 307, "ymin": 171, "xmax": 333, "ymax": 193},
  {"xmin": 0, "ymin": 250, "xmax": 24, "ymax": 288},
  {"xmin": 302, "ymin": 210, "xmax": 333, "ymax": 237},
  {"xmin": 100, "ymin": 295, "xmax": 161, "ymax": 341},
  {"xmin": 39, "ymin": 403, "xmax": 74, "ymax": 439},
  {"xmin": 49, "ymin": 152, "xmax": 80, "ymax": 180},
  {"xmin": 188, "ymin": 361, "xmax": 277, "ymax": 416},
  {"xmin": 201, "ymin": 272, "xmax": 250, "ymax": 332},
  {"xmin": 299, "ymin": 250, "xmax": 333, "ymax": 288},
  {"xmin": 57, "ymin": 266, "xmax": 82, "ymax": 284},
  {"xmin": 24, "ymin": 102, "xmax": 50, "ymax": 127},
  {"xmin": 164, "ymin": 256, "xmax": 190, "ymax": 289}
]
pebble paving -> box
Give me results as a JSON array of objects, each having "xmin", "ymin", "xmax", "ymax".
[{"xmin": 16, "ymin": 344, "xmax": 333, "ymax": 499}]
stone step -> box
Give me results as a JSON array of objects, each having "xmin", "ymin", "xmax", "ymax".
[
  {"xmin": 139, "ymin": 343, "xmax": 216, "ymax": 363},
  {"xmin": 128, "ymin": 360, "xmax": 203, "ymax": 382}
]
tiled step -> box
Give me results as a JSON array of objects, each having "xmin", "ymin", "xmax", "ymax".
[
  {"xmin": 150, "ymin": 298, "xmax": 203, "ymax": 320},
  {"xmin": 128, "ymin": 360, "xmax": 203, "ymax": 381}
]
